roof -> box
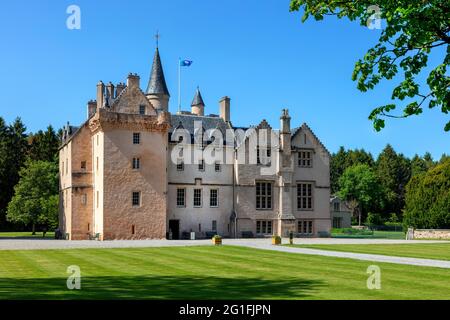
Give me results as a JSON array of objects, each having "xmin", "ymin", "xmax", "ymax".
[
  {"xmin": 169, "ymin": 113, "xmax": 230, "ymax": 135},
  {"xmin": 291, "ymin": 123, "xmax": 331, "ymax": 156},
  {"xmin": 191, "ymin": 87, "xmax": 205, "ymax": 106},
  {"xmin": 146, "ymin": 47, "xmax": 170, "ymax": 96}
]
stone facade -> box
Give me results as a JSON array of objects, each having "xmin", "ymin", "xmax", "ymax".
[{"xmin": 59, "ymin": 47, "xmax": 331, "ymax": 240}]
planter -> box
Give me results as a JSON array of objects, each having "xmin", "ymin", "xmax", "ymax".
[
  {"xmin": 272, "ymin": 235, "xmax": 281, "ymax": 245},
  {"xmin": 212, "ymin": 236, "xmax": 222, "ymax": 245}
]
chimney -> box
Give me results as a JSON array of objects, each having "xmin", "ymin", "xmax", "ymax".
[
  {"xmin": 106, "ymin": 82, "xmax": 115, "ymax": 99},
  {"xmin": 116, "ymin": 82, "xmax": 125, "ymax": 96},
  {"xmin": 87, "ymin": 100, "xmax": 97, "ymax": 119},
  {"xmin": 219, "ymin": 96, "xmax": 230, "ymax": 122},
  {"xmin": 96, "ymin": 81, "xmax": 104, "ymax": 109},
  {"xmin": 280, "ymin": 109, "xmax": 291, "ymax": 153},
  {"xmin": 127, "ymin": 73, "xmax": 140, "ymax": 89}
]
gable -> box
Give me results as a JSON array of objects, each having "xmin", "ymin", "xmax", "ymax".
[{"xmin": 110, "ymin": 85, "xmax": 157, "ymax": 115}]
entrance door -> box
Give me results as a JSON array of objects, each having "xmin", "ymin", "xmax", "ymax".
[{"xmin": 168, "ymin": 220, "xmax": 180, "ymax": 240}]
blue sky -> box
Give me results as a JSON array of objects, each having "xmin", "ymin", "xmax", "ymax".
[{"xmin": 0, "ymin": 0, "xmax": 448, "ymax": 159}]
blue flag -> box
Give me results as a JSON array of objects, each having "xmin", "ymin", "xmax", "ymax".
[{"xmin": 180, "ymin": 59, "xmax": 193, "ymax": 67}]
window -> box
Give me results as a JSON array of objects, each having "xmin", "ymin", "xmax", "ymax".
[
  {"xmin": 298, "ymin": 150, "xmax": 312, "ymax": 167},
  {"xmin": 66, "ymin": 159, "xmax": 68, "ymax": 174},
  {"xmin": 133, "ymin": 132, "xmax": 140, "ymax": 144},
  {"xmin": 193, "ymin": 189, "xmax": 202, "ymax": 207},
  {"xmin": 256, "ymin": 220, "xmax": 273, "ymax": 235},
  {"xmin": 132, "ymin": 191, "xmax": 140, "ymax": 207},
  {"xmin": 198, "ymin": 159, "xmax": 205, "ymax": 171},
  {"xmin": 297, "ymin": 183, "xmax": 313, "ymax": 210},
  {"xmin": 139, "ymin": 105, "xmax": 146, "ymax": 115},
  {"xmin": 176, "ymin": 188, "xmax": 186, "ymax": 207},
  {"xmin": 81, "ymin": 194, "xmax": 87, "ymax": 205},
  {"xmin": 97, "ymin": 135, "xmax": 99, "ymax": 146},
  {"xmin": 80, "ymin": 161, "xmax": 86, "ymax": 170},
  {"xmin": 96, "ymin": 191, "xmax": 99, "ymax": 208},
  {"xmin": 88, "ymin": 223, "xmax": 90, "ymax": 231},
  {"xmin": 132, "ymin": 157, "xmax": 140, "ymax": 170},
  {"xmin": 199, "ymin": 223, "xmax": 202, "ymax": 232},
  {"xmin": 131, "ymin": 225, "xmax": 135, "ymax": 235},
  {"xmin": 257, "ymin": 147, "xmax": 271, "ymax": 166},
  {"xmin": 215, "ymin": 162, "xmax": 221, "ymax": 172},
  {"xmin": 256, "ymin": 182, "xmax": 272, "ymax": 209},
  {"xmin": 298, "ymin": 220, "xmax": 313, "ymax": 234},
  {"xmin": 210, "ymin": 189, "xmax": 218, "ymax": 207},
  {"xmin": 333, "ymin": 202, "xmax": 340, "ymax": 212},
  {"xmin": 177, "ymin": 160, "xmax": 184, "ymax": 171},
  {"xmin": 96, "ymin": 157, "xmax": 99, "ymax": 171},
  {"xmin": 333, "ymin": 217, "xmax": 342, "ymax": 229},
  {"xmin": 212, "ymin": 220, "xmax": 217, "ymax": 232},
  {"xmin": 62, "ymin": 162, "xmax": 64, "ymax": 176}
]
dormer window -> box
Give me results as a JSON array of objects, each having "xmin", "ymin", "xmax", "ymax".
[{"xmin": 139, "ymin": 105, "xmax": 146, "ymax": 115}]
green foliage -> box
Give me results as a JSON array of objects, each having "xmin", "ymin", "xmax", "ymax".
[
  {"xmin": 375, "ymin": 144, "xmax": 411, "ymax": 216},
  {"xmin": 366, "ymin": 212, "xmax": 384, "ymax": 226},
  {"xmin": 6, "ymin": 161, "xmax": 59, "ymax": 231},
  {"xmin": 403, "ymin": 159, "xmax": 450, "ymax": 228},
  {"xmin": 338, "ymin": 164, "xmax": 384, "ymax": 220},
  {"xmin": 28, "ymin": 126, "xmax": 60, "ymax": 163},
  {"xmin": 330, "ymin": 146, "xmax": 374, "ymax": 194},
  {"xmin": 0, "ymin": 117, "xmax": 28, "ymax": 229},
  {"xmin": 290, "ymin": 0, "xmax": 450, "ymax": 131}
]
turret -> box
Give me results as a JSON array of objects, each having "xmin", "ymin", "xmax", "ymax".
[
  {"xmin": 191, "ymin": 87, "xmax": 205, "ymax": 116},
  {"xmin": 146, "ymin": 47, "xmax": 170, "ymax": 112}
]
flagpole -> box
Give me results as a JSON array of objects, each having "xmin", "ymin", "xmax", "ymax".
[{"xmin": 178, "ymin": 57, "xmax": 181, "ymax": 114}]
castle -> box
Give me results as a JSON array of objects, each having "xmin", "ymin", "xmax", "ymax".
[{"xmin": 59, "ymin": 46, "xmax": 331, "ymax": 240}]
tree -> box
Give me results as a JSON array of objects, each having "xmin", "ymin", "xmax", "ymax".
[
  {"xmin": 330, "ymin": 147, "xmax": 374, "ymax": 194},
  {"xmin": 338, "ymin": 164, "xmax": 383, "ymax": 225},
  {"xmin": 375, "ymin": 144, "xmax": 411, "ymax": 216},
  {"xmin": 290, "ymin": 1, "xmax": 450, "ymax": 131},
  {"xmin": 403, "ymin": 159, "xmax": 450, "ymax": 228},
  {"xmin": 6, "ymin": 161, "xmax": 59, "ymax": 233},
  {"xmin": 28, "ymin": 125, "xmax": 59, "ymax": 163},
  {"xmin": 0, "ymin": 118, "xmax": 28, "ymax": 229}
]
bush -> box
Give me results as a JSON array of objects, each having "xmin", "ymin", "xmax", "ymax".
[{"xmin": 403, "ymin": 159, "xmax": 450, "ymax": 228}]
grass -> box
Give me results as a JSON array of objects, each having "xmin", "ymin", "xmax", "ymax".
[
  {"xmin": 0, "ymin": 245, "xmax": 449, "ymax": 300},
  {"xmin": 331, "ymin": 230, "xmax": 405, "ymax": 239},
  {"xmin": 0, "ymin": 232, "xmax": 55, "ymax": 239},
  {"xmin": 289, "ymin": 243, "xmax": 450, "ymax": 261}
]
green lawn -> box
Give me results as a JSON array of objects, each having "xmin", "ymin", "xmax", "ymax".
[
  {"xmin": 289, "ymin": 243, "xmax": 450, "ymax": 261},
  {"xmin": 0, "ymin": 246, "xmax": 449, "ymax": 299},
  {"xmin": 0, "ymin": 232, "xmax": 54, "ymax": 239}
]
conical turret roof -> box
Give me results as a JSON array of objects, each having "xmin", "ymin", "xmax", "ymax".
[{"xmin": 146, "ymin": 47, "xmax": 170, "ymax": 96}]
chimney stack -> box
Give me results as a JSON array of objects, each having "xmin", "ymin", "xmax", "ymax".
[
  {"xmin": 116, "ymin": 82, "xmax": 125, "ymax": 96},
  {"xmin": 96, "ymin": 81, "xmax": 104, "ymax": 109},
  {"xmin": 219, "ymin": 96, "xmax": 230, "ymax": 122},
  {"xmin": 87, "ymin": 100, "xmax": 97, "ymax": 119},
  {"xmin": 106, "ymin": 82, "xmax": 115, "ymax": 99},
  {"xmin": 127, "ymin": 73, "xmax": 140, "ymax": 89}
]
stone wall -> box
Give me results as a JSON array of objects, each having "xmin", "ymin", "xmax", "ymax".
[{"xmin": 413, "ymin": 229, "xmax": 450, "ymax": 240}]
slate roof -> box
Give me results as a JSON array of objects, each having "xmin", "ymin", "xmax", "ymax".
[
  {"xmin": 146, "ymin": 47, "xmax": 170, "ymax": 96},
  {"xmin": 170, "ymin": 113, "xmax": 230, "ymax": 134},
  {"xmin": 191, "ymin": 87, "xmax": 205, "ymax": 106}
]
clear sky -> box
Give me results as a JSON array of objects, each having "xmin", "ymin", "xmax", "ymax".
[{"xmin": 0, "ymin": 0, "xmax": 448, "ymax": 159}]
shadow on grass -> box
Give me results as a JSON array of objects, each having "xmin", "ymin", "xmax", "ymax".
[{"xmin": 0, "ymin": 275, "xmax": 324, "ymax": 300}]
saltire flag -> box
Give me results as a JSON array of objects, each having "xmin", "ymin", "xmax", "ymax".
[{"xmin": 180, "ymin": 59, "xmax": 193, "ymax": 67}]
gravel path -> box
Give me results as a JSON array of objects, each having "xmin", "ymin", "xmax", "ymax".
[{"xmin": 1, "ymin": 237, "xmax": 449, "ymax": 269}]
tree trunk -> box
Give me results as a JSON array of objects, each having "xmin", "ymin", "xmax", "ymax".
[
  {"xmin": 358, "ymin": 210, "xmax": 361, "ymax": 226},
  {"xmin": 32, "ymin": 223, "xmax": 36, "ymax": 235}
]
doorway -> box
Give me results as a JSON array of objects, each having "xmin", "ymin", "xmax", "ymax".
[{"xmin": 168, "ymin": 220, "xmax": 180, "ymax": 240}]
